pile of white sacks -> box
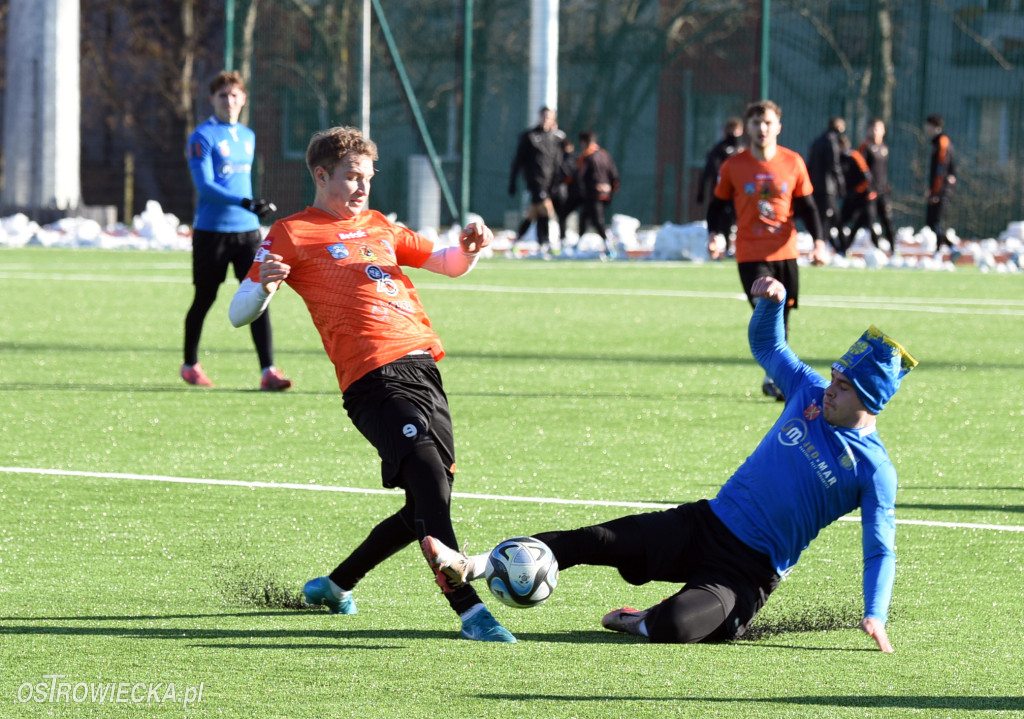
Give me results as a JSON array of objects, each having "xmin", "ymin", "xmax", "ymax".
[
  {"xmin": 0, "ymin": 200, "xmax": 192, "ymax": 251},
  {"xmin": 2, "ymin": 201, "xmax": 1022, "ymax": 272},
  {"xmin": 504, "ymin": 215, "xmax": 1023, "ymax": 272}
]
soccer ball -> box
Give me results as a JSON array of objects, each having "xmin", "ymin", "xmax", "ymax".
[{"xmin": 484, "ymin": 536, "xmax": 559, "ymax": 608}]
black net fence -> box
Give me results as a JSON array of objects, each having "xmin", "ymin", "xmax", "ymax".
[
  {"xmin": 234, "ymin": 0, "xmax": 1024, "ymax": 239},
  {"xmin": 5, "ymin": 0, "xmax": 1020, "ymax": 239}
]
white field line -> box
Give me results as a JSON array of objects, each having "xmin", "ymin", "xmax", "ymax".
[
  {"xmin": 2, "ymin": 466, "xmax": 1021, "ymax": 534},
  {"xmin": 4, "ymin": 270, "xmax": 1023, "ymax": 315}
]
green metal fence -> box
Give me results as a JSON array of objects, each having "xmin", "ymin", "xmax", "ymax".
[{"xmin": 230, "ymin": 0, "xmax": 1023, "ymax": 238}]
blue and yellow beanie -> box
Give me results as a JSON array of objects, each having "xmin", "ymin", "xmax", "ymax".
[{"xmin": 832, "ymin": 326, "xmax": 918, "ymax": 414}]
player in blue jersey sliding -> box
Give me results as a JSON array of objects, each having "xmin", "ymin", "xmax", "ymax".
[
  {"xmin": 422, "ymin": 275, "xmax": 917, "ymax": 652},
  {"xmin": 182, "ymin": 70, "xmax": 291, "ymax": 391}
]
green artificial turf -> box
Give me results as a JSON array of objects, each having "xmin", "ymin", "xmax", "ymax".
[{"xmin": 1, "ymin": 248, "xmax": 1022, "ymax": 717}]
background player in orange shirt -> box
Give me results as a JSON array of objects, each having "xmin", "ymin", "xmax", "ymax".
[
  {"xmin": 706, "ymin": 99, "xmax": 828, "ymax": 401},
  {"xmin": 229, "ymin": 126, "xmax": 516, "ymax": 642}
]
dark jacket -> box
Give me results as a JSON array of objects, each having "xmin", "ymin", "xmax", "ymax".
[
  {"xmin": 807, "ymin": 129, "xmax": 846, "ymax": 199},
  {"xmin": 577, "ymin": 145, "xmax": 620, "ymax": 202},
  {"xmin": 859, "ymin": 139, "xmax": 890, "ymax": 195},
  {"xmin": 509, "ymin": 125, "xmax": 564, "ymax": 199},
  {"xmin": 696, "ymin": 134, "xmax": 744, "ymax": 204}
]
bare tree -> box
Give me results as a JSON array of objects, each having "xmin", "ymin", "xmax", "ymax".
[{"xmin": 79, "ymin": 0, "xmax": 222, "ymax": 221}]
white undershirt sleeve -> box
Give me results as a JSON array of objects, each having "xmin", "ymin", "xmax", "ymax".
[
  {"xmin": 229, "ymin": 278, "xmax": 274, "ymax": 327},
  {"xmin": 420, "ymin": 246, "xmax": 479, "ymax": 277}
]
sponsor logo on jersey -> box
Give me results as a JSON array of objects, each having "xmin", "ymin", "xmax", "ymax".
[
  {"xmin": 254, "ymin": 247, "xmax": 268, "ymax": 262},
  {"xmin": 327, "ymin": 243, "xmax": 349, "ymax": 260},
  {"xmin": 838, "ymin": 450, "xmax": 856, "ymax": 471},
  {"xmin": 778, "ymin": 417, "xmax": 837, "ymax": 488},
  {"xmin": 778, "ymin": 418, "xmax": 807, "ymax": 447},
  {"xmin": 337, "ymin": 230, "xmax": 369, "ymax": 241},
  {"xmin": 218, "ymin": 140, "xmax": 231, "ymax": 157},
  {"xmin": 371, "ymin": 299, "xmax": 415, "ymax": 320},
  {"xmin": 402, "ymin": 424, "xmax": 419, "ymax": 438},
  {"xmin": 366, "ymin": 265, "xmax": 399, "ymax": 296},
  {"xmin": 216, "ymin": 161, "xmax": 252, "ymax": 178}
]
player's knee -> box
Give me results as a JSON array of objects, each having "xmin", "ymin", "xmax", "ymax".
[
  {"xmin": 646, "ymin": 612, "xmax": 711, "ymax": 644},
  {"xmin": 399, "ymin": 441, "xmax": 452, "ymax": 496},
  {"xmin": 646, "ymin": 592, "xmax": 728, "ymax": 644}
]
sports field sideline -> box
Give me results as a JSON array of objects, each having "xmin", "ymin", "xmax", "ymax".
[{"xmin": 2, "ymin": 248, "xmax": 1022, "ymax": 718}]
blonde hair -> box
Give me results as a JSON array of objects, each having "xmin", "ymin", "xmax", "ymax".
[{"xmin": 305, "ymin": 126, "xmax": 379, "ymax": 178}]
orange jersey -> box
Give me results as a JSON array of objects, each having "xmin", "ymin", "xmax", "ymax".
[
  {"xmin": 714, "ymin": 146, "xmax": 814, "ymax": 263},
  {"xmin": 846, "ymin": 149, "xmax": 877, "ymax": 198},
  {"xmin": 245, "ymin": 207, "xmax": 442, "ymax": 392}
]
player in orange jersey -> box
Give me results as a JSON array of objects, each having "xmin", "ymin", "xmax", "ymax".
[
  {"xmin": 229, "ymin": 126, "xmax": 515, "ymax": 643},
  {"xmin": 706, "ymin": 99, "xmax": 828, "ymax": 401}
]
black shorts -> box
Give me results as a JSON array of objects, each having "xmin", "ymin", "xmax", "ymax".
[
  {"xmin": 191, "ymin": 229, "xmax": 262, "ymax": 287},
  {"xmin": 624, "ymin": 500, "xmax": 780, "ymax": 639},
  {"xmin": 738, "ymin": 258, "xmax": 799, "ymax": 310},
  {"xmin": 342, "ymin": 355, "xmax": 455, "ymax": 489}
]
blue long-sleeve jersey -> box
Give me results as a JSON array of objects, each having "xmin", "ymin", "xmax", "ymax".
[
  {"xmin": 187, "ymin": 116, "xmax": 259, "ymax": 232},
  {"xmin": 708, "ymin": 295, "xmax": 898, "ymax": 623}
]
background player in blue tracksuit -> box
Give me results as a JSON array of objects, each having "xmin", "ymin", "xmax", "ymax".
[
  {"xmin": 422, "ymin": 276, "xmax": 917, "ymax": 651},
  {"xmin": 181, "ymin": 70, "xmax": 290, "ymax": 391}
]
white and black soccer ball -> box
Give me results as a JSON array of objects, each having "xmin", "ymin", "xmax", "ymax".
[{"xmin": 484, "ymin": 536, "xmax": 559, "ymax": 608}]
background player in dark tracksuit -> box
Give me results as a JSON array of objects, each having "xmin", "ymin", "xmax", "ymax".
[
  {"xmin": 550, "ymin": 136, "xmax": 579, "ymax": 245},
  {"xmin": 924, "ymin": 113, "xmax": 957, "ymax": 255},
  {"xmin": 575, "ymin": 130, "xmax": 621, "ymax": 258},
  {"xmin": 424, "ymin": 275, "xmax": 916, "ymax": 651},
  {"xmin": 859, "ymin": 119, "xmax": 895, "ymax": 250},
  {"xmin": 183, "ymin": 71, "xmax": 290, "ymax": 391},
  {"xmin": 508, "ymin": 107, "xmax": 565, "ymax": 253},
  {"xmin": 696, "ymin": 117, "xmax": 745, "ymax": 240},
  {"xmin": 807, "ymin": 117, "xmax": 847, "ymax": 252}
]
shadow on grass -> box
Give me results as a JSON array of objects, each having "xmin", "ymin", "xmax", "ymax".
[
  {"xmin": 474, "ymin": 693, "xmax": 1024, "ymax": 712},
  {"xmin": 898, "ymin": 502, "xmax": 1024, "ymax": 514},
  {"xmin": 0, "ymin": 616, "xmax": 608, "ymax": 646},
  {"xmin": 0, "ymin": 618, "xmax": 453, "ymax": 645},
  {"xmin": 0, "ymin": 607, "xmax": 886, "ymax": 651}
]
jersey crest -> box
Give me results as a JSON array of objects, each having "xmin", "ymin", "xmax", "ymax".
[
  {"xmin": 804, "ymin": 401, "xmax": 821, "ymax": 421},
  {"xmin": 328, "ymin": 243, "xmax": 349, "ymax": 260}
]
